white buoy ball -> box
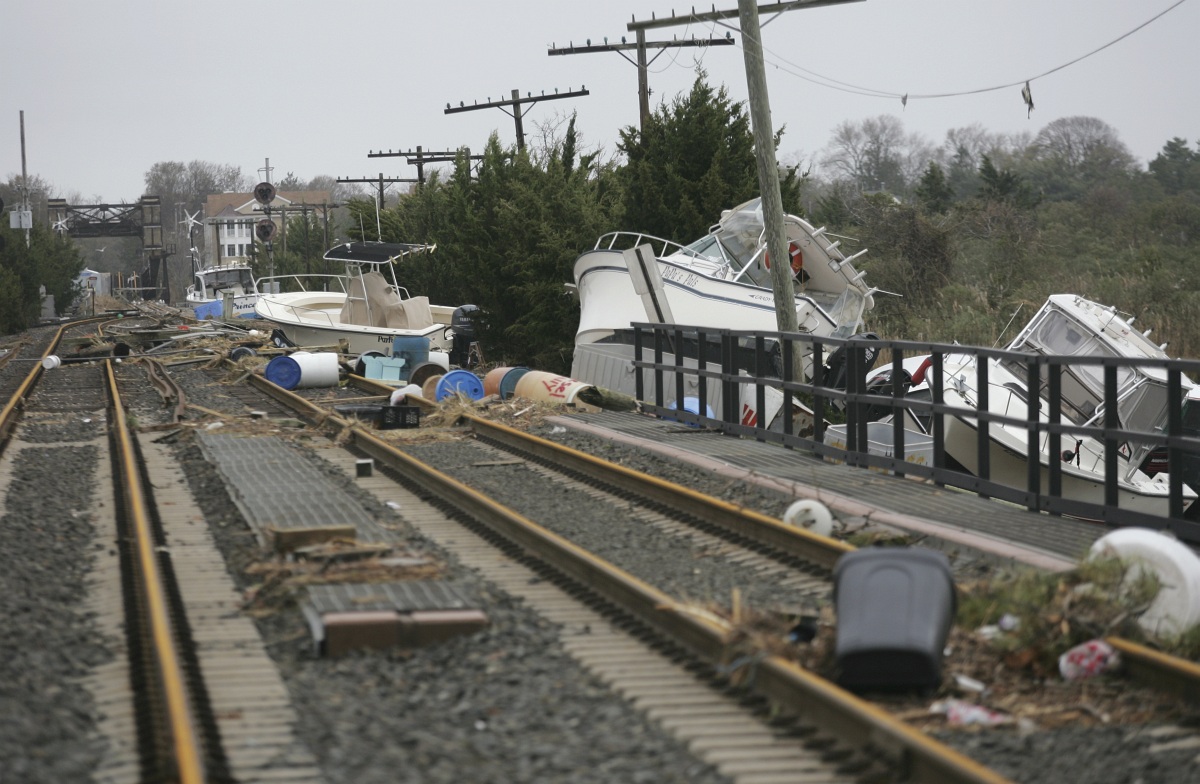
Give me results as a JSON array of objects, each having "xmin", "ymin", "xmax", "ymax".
[{"xmin": 783, "ymin": 499, "xmax": 834, "ymax": 538}]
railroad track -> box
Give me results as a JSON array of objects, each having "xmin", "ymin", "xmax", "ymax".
[
  {"xmin": 243, "ymin": 370, "xmax": 1015, "ymax": 782},
  {"xmin": 4, "ymin": 328, "xmax": 1200, "ymax": 782},
  {"xmin": 0, "ymin": 319, "xmax": 319, "ymax": 782}
]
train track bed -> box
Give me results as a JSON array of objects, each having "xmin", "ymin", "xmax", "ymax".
[
  {"xmin": 365, "ymin": 396, "xmax": 1200, "ymax": 782},
  {"xmin": 0, "ymin": 354, "xmax": 115, "ymax": 782},
  {"xmin": 6, "ymin": 317, "xmax": 1200, "ymax": 782},
  {"xmin": 136, "ymin": 358, "xmax": 1200, "ymax": 781},
  {"xmin": 112, "ymin": 363, "xmax": 738, "ymax": 783}
]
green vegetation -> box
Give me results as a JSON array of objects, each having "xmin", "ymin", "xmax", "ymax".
[
  {"xmin": 0, "ymin": 223, "xmax": 83, "ymax": 334},
  {"xmin": 955, "ymin": 557, "xmax": 1181, "ymax": 667},
  {"xmin": 4, "ymin": 75, "xmax": 1199, "ymax": 370}
]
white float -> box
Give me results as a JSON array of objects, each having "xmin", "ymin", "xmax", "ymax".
[
  {"xmin": 783, "ymin": 499, "xmax": 834, "ymax": 538},
  {"xmin": 1089, "ymin": 528, "xmax": 1200, "ymax": 637}
]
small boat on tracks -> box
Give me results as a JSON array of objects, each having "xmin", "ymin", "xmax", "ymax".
[{"xmin": 253, "ymin": 241, "xmax": 468, "ymax": 357}]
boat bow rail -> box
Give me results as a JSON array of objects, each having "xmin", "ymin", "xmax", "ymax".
[{"xmin": 627, "ymin": 321, "xmax": 1200, "ymax": 540}]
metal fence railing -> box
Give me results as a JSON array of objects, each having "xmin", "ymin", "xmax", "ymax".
[{"xmin": 629, "ymin": 322, "xmax": 1200, "ymax": 543}]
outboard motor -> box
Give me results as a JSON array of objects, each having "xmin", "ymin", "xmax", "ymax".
[
  {"xmin": 271, "ymin": 328, "xmax": 298, "ymax": 348},
  {"xmin": 821, "ymin": 333, "xmax": 881, "ymax": 413},
  {"xmin": 862, "ymin": 368, "xmax": 912, "ymax": 421},
  {"xmin": 450, "ymin": 304, "xmax": 480, "ymax": 368},
  {"xmin": 822, "ymin": 333, "xmax": 881, "ymax": 392}
]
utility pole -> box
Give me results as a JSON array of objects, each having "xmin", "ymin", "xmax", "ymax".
[
  {"xmin": 367, "ymin": 146, "xmax": 485, "ymax": 186},
  {"xmin": 16, "ymin": 111, "xmax": 33, "ymax": 247},
  {"xmin": 444, "ymin": 87, "xmax": 589, "ymax": 151},
  {"xmin": 735, "ymin": 0, "xmax": 796, "ymax": 337},
  {"xmin": 628, "ymin": 0, "xmax": 864, "ymax": 360},
  {"xmin": 335, "ymin": 174, "xmax": 420, "ymax": 214},
  {"xmin": 548, "ymin": 33, "xmax": 734, "ymax": 131}
]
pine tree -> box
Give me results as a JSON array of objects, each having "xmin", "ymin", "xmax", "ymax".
[{"xmin": 915, "ymin": 162, "xmax": 955, "ymax": 213}]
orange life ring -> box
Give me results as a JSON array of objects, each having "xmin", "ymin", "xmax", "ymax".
[{"xmin": 764, "ymin": 242, "xmax": 804, "ymax": 275}]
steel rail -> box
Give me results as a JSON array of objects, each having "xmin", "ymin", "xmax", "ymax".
[
  {"xmin": 106, "ymin": 359, "xmax": 205, "ymax": 783},
  {"xmin": 1107, "ymin": 637, "xmax": 1200, "ymax": 704},
  {"xmin": 141, "ymin": 357, "xmax": 189, "ymax": 423},
  {"xmin": 340, "ymin": 376, "xmax": 1200, "ymax": 707},
  {"xmin": 0, "ymin": 321, "xmax": 70, "ymax": 447},
  {"xmin": 464, "ymin": 413, "xmax": 854, "ymax": 570},
  {"xmin": 247, "ymin": 372, "xmax": 1010, "ymax": 783}
]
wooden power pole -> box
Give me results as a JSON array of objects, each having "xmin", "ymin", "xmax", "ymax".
[
  {"xmin": 444, "ymin": 87, "xmax": 589, "ymax": 151},
  {"xmin": 627, "ymin": 0, "xmax": 864, "ymax": 352},
  {"xmin": 548, "ymin": 33, "xmax": 733, "ymax": 131}
]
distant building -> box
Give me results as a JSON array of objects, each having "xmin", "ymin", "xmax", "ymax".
[{"xmin": 203, "ymin": 189, "xmax": 333, "ymax": 267}]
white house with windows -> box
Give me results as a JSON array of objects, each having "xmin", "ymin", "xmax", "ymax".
[{"xmin": 203, "ymin": 189, "xmax": 332, "ymax": 268}]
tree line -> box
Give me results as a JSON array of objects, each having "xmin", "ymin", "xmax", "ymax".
[{"xmin": 3, "ymin": 70, "xmax": 1199, "ymax": 371}]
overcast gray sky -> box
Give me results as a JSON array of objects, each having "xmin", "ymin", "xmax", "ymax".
[{"xmin": 3, "ymin": 0, "xmax": 1195, "ymax": 203}]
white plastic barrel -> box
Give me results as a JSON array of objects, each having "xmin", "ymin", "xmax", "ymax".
[
  {"xmin": 1090, "ymin": 528, "xmax": 1200, "ymax": 637},
  {"xmin": 264, "ymin": 351, "xmax": 340, "ymax": 390}
]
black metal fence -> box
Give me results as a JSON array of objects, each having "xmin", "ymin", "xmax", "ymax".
[{"xmin": 630, "ymin": 322, "xmax": 1200, "ymax": 543}]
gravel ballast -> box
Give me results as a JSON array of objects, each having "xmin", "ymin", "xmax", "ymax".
[{"xmin": 2, "ymin": 319, "xmax": 1199, "ymax": 782}]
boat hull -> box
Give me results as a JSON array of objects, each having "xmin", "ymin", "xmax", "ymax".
[
  {"xmin": 254, "ymin": 290, "xmax": 454, "ymax": 355},
  {"xmin": 190, "ymin": 294, "xmax": 258, "ymax": 320},
  {"xmin": 575, "ymin": 249, "xmax": 838, "ymax": 340},
  {"xmin": 934, "ymin": 358, "xmax": 1196, "ymax": 518},
  {"xmin": 941, "ymin": 414, "xmax": 1191, "ymax": 518}
]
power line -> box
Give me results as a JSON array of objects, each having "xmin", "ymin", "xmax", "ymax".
[{"xmin": 665, "ymin": 0, "xmax": 1191, "ymax": 107}]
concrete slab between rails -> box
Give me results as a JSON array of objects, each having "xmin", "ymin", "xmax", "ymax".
[{"xmin": 550, "ymin": 412, "xmax": 1081, "ymax": 573}]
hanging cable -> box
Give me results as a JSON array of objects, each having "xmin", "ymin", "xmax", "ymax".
[{"xmin": 687, "ymin": 0, "xmax": 1190, "ymax": 104}]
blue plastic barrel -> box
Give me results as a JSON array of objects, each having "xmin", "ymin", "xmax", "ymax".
[
  {"xmin": 664, "ymin": 396, "xmax": 714, "ymax": 427},
  {"xmin": 498, "ymin": 367, "xmax": 530, "ymax": 400},
  {"xmin": 392, "ymin": 335, "xmax": 430, "ymax": 369},
  {"xmin": 265, "ymin": 355, "xmax": 302, "ymax": 390},
  {"xmin": 435, "ymin": 369, "xmax": 485, "ymax": 401}
]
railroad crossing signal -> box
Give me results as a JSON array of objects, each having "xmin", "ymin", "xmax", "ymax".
[
  {"xmin": 255, "ymin": 218, "xmax": 277, "ymax": 242},
  {"xmin": 253, "ymin": 181, "xmax": 276, "ymax": 206}
]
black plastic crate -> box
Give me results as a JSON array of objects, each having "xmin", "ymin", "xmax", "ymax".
[{"xmin": 379, "ymin": 405, "xmax": 421, "ymax": 429}]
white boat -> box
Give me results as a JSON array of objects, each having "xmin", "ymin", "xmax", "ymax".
[
  {"xmin": 572, "ymin": 197, "xmax": 876, "ymax": 379},
  {"xmin": 911, "ymin": 295, "xmax": 1197, "ymax": 517},
  {"xmin": 187, "ymin": 261, "xmax": 260, "ymax": 320},
  {"xmin": 253, "ymin": 241, "xmax": 461, "ymax": 357}
]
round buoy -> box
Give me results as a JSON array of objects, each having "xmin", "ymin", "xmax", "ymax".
[{"xmin": 783, "ymin": 499, "xmax": 834, "ymax": 538}]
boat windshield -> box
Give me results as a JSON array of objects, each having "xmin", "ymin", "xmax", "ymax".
[
  {"xmin": 1122, "ymin": 380, "xmax": 1169, "ymax": 435},
  {"xmin": 1027, "ymin": 309, "xmax": 1136, "ymax": 393},
  {"xmin": 827, "ymin": 288, "xmax": 869, "ymax": 337},
  {"xmin": 712, "ymin": 200, "xmax": 766, "ymax": 270},
  {"xmin": 680, "ymin": 234, "xmax": 736, "ymax": 267},
  {"xmin": 202, "ymin": 268, "xmax": 255, "ymax": 292},
  {"xmin": 1184, "ymin": 393, "xmax": 1200, "ymax": 433}
]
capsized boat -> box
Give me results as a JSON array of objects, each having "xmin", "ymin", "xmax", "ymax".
[
  {"xmin": 253, "ymin": 241, "xmax": 464, "ymax": 357},
  {"xmin": 187, "ymin": 260, "xmax": 260, "ymax": 320},
  {"xmin": 572, "ymin": 197, "xmax": 876, "ymax": 379},
  {"xmin": 902, "ymin": 295, "xmax": 1197, "ymax": 517},
  {"xmin": 570, "ymin": 197, "xmax": 878, "ymax": 429}
]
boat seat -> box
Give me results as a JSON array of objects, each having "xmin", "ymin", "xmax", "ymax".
[
  {"xmin": 383, "ymin": 295, "xmax": 434, "ymax": 331},
  {"xmin": 340, "ymin": 275, "xmax": 371, "ymax": 325},
  {"xmin": 341, "ymin": 271, "xmax": 433, "ymax": 331},
  {"xmin": 404, "ymin": 296, "xmax": 434, "ymax": 330}
]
